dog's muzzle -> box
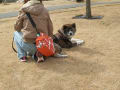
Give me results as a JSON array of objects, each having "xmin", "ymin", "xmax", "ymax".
[{"xmin": 67, "ymin": 31, "xmax": 74, "ymax": 36}]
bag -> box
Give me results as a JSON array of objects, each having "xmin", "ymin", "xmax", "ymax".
[
  {"xmin": 36, "ymin": 33, "xmax": 55, "ymax": 56},
  {"xmin": 26, "ymin": 12, "xmax": 55, "ymax": 56}
]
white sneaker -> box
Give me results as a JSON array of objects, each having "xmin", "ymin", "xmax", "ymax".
[{"xmin": 54, "ymin": 53, "xmax": 68, "ymax": 58}]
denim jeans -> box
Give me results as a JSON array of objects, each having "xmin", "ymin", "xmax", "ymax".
[{"xmin": 14, "ymin": 31, "xmax": 37, "ymax": 59}]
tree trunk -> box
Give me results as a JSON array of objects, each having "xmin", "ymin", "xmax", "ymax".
[
  {"xmin": 86, "ymin": 0, "xmax": 92, "ymax": 19},
  {"xmin": 0, "ymin": 0, "xmax": 3, "ymax": 3},
  {"xmin": 76, "ymin": 0, "xmax": 84, "ymax": 2}
]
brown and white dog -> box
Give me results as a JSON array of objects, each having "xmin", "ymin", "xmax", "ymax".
[{"xmin": 53, "ymin": 23, "xmax": 84, "ymax": 48}]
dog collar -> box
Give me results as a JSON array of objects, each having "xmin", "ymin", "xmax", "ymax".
[{"xmin": 58, "ymin": 30, "xmax": 65, "ymax": 37}]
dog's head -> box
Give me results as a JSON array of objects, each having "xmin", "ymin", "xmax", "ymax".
[{"xmin": 60, "ymin": 23, "xmax": 76, "ymax": 39}]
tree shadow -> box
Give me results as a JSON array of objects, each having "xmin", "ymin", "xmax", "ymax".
[{"xmin": 72, "ymin": 14, "xmax": 104, "ymax": 20}]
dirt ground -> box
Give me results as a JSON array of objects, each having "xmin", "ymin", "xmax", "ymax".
[{"xmin": 0, "ymin": 1, "xmax": 120, "ymax": 90}]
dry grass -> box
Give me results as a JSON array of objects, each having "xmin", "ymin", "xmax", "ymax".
[{"xmin": 0, "ymin": 4, "xmax": 120, "ymax": 90}]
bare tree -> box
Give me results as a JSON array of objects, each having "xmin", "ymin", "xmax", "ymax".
[
  {"xmin": 76, "ymin": 0, "xmax": 84, "ymax": 2},
  {"xmin": 73, "ymin": 0, "xmax": 93, "ymax": 19},
  {"xmin": 72, "ymin": 0, "xmax": 103, "ymax": 19},
  {"xmin": 86, "ymin": 0, "xmax": 92, "ymax": 19}
]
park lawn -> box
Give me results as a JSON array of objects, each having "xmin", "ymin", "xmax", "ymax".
[{"xmin": 0, "ymin": 4, "xmax": 120, "ymax": 90}]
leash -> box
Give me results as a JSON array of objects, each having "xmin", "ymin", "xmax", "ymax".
[
  {"xmin": 26, "ymin": 12, "xmax": 39, "ymax": 34},
  {"xmin": 58, "ymin": 30, "xmax": 69, "ymax": 40},
  {"xmin": 12, "ymin": 37, "xmax": 17, "ymax": 53},
  {"xmin": 58, "ymin": 29, "xmax": 73, "ymax": 47},
  {"xmin": 58, "ymin": 30, "xmax": 65, "ymax": 37}
]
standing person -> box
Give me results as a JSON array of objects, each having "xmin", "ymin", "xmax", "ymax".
[{"xmin": 14, "ymin": 0, "xmax": 54, "ymax": 62}]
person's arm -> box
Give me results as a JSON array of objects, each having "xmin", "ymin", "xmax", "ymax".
[{"xmin": 14, "ymin": 11, "xmax": 25, "ymax": 32}]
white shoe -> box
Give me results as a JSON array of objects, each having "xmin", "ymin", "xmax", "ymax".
[{"xmin": 54, "ymin": 53, "xmax": 68, "ymax": 58}]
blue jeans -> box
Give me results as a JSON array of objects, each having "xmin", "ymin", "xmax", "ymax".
[{"xmin": 14, "ymin": 31, "xmax": 37, "ymax": 60}]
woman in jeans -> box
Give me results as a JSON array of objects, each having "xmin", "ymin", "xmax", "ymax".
[
  {"xmin": 14, "ymin": 0, "xmax": 55, "ymax": 62},
  {"xmin": 14, "ymin": 0, "xmax": 67, "ymax": 62}
]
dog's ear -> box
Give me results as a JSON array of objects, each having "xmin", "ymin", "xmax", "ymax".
[
  {"xmin": 72, "ymin": 23, "xmax": 76, "ymax": 28},
  {"xmin": 63, "ymin": 25, "xmax": 68, "ymax": 30}
]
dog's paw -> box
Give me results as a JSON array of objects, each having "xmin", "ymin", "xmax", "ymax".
[
  {"xmin": 71, "ymin": 38, "xmax": 85, "ymax": 45},
  {"xmin": 76, "ymin": 40, "xmax": 85, "ymax": 45}
]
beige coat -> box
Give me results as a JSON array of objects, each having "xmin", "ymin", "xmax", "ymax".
[{"xmin": 14, "ymin": 1, "xmax": 53, "ymax": 43}]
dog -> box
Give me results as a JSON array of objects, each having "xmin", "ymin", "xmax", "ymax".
[
  {"xmin": 35, "ymin": 23, "xmax": 84, "ymax": 62},
  {"xmin": 53, "ymin": 23, "xmax": 84, "ymax": 48}
]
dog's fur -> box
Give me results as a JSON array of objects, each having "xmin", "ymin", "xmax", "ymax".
[{"xmin": 53, "ymin": 23, "xmax": 78, "ymax": 48}]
